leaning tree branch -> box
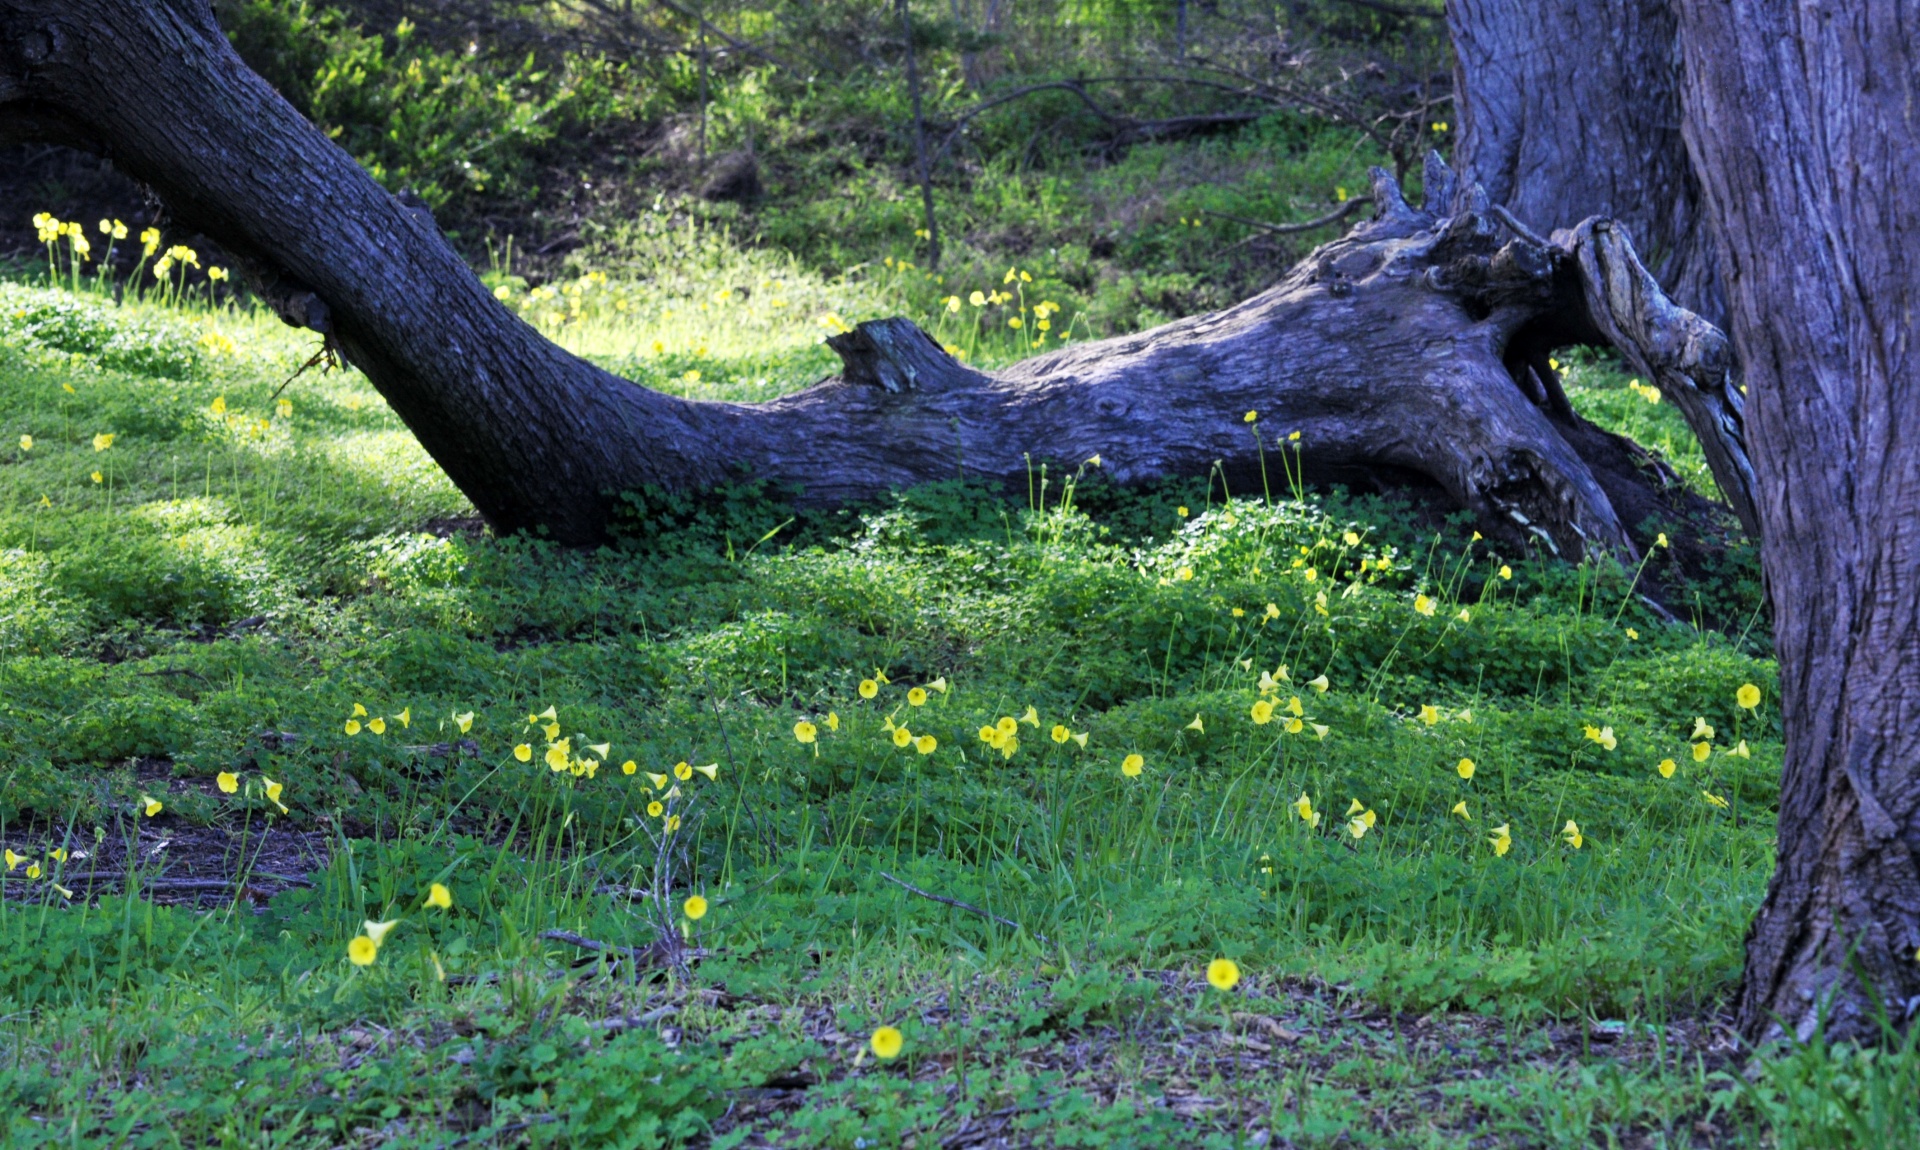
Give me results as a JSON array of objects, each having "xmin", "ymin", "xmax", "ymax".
[{"xmin": 0, "ymin": 0, "xmax": 1754, "ymax": 557}]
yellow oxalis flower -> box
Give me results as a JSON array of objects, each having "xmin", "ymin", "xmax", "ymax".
[
  {"xmin": 1250, "ymin": 700, "xmax": 1274, "ymax": 725},
  {"xmin": 263, "ymin": 776, "xmax": 286, "ymax": 813},
  {"xmin": 454, "ymin": 712, "xmax": 474, "ymax": 733},
  {"xmin": 1348, "ymin": 816, "xmax": 1371, "ymax": 839},
  {"xmin": 978, "ymin": 725, "xmax": 999, "ymax": 744},
  {"xmin": 893, "ymin": 726, "xmax": 914, "ymax": 748},
  {"xmin": 352, "ymin": 704, "xmax": 368, "ymax": 718},
  {"xmin": 348, "ymin": 936, "xmax": 379, "ymax": 966},
  {"xmin": 1293, "ymin": 794, "xmax": 1317, "ymax": 826},
  {"xmin": 1310, "ymin": 722, "xmax": 1330, "ymax": 739},
  {"xmin": 90, "ymin": 471, "xmax": 102, "ymax": 484},
  {"xmin": 1051, "ymin": 723, "xmax": 1072, "ymax": 743},
  {"xmin": 1562, "ymin": 820, "xmax": 1583, "ymax": 849},
  {"xmin": 17, "ymin": 435, "xmax": 29, "ymax": 451},
  {"xmin": 1498, "ymin": 565, "xmax": 1513, "ymax": 580},
  {"xmin": 997, "ymin": 716, "xmax": 1019, "ymax": 738},
  {"xmin": 3, "ymin": 849, "xmax": 19, "ymax": 871},
  {"xmin": 24, "ymin": 863, "xmax": 39, "ymax": 880},
  {"xmin": 914, "ymin": 734, "xmax": 937, "ymax": 755},
  {"xmin": 424, "ymin": 883, "xmax": 452, "ymax": 910},
  {"xmin": 1451, "ymin": 800, "xmax": 1470, "ymax": 820},
  {"xmin": 928, "ymin": 677, "xmax": 948, "ymax": 693},
  {"xmin": 1284, "ymin": 717, "xmax": 1304, "ymax": 734},
  {"xmin": 1692, "ymin": 741, "xmax": 1712, "ymax": 763},
  {"xmin": 1121, "ymin": 753, "xmax": 1144, "ymax": 777},
  {"xmin": 644, "ymin": 771, "xmax": 669, "ymax": 790},
  {"xmin": 363, "ymin": 920, "xmax": 398, "ymax": 946},
  {"xmin": 621, "ymin": 760, "xmax": 638, "ymax": 775},
  {"xmin": 684, "ymin": 895, "xmax": 708, "ymax": 920},
  {"xmin": 1307, "ymin": 674, "xmax": 1330, "ymax": 693},
  {"xmin": 1456, "ymin": 758, "xmax": 1475, "ymax": 780},
  {"xmin": 1414, "ymin": 594, "xmax": 1435, "ymax": 616},
  {"xmin": 1021, "ymin": 706, "xmax": 1041, "ymax": 728},
  {"xmin": 92, "ymin": 433, "xmax": 114, "ymax": 452},
  {"xmin": 693, "ymin": 763, "xmax": 718, "ymax": 780},
  {"xmin": 1488, "ymin": 823, "xmax": 1512, "ymax": 857},
  {"xmin": 344, "ymin": 719, "xmax": 362, "ymax": 736},
  {"xmin": 822, "ymin": 711, "xmax": 840, "ymax": 732},
  {"xmin": 1730, "ymin": 739, "xmax": 1751, "ymax": 758},
  {"xmin": 142, "ymin": 795, "xmax": 163, "ymax": 817},
  {"xmin": 1287, "ymin": 696, "xmax": 1304, "ymax": 717},
  {"xmin": 369, "ymin": 717, "xmax": 386, "ymax": 735},
  {"xmin": 870, "ymin": 1026, "xmax": 904, "ymax": 1059},
  {"xmin": 647, "ymin": 801, "xmax": 664, "ymax": 818},
  {"xmin": 216, "ymin": 772, "xmax": 239, "ymax": 794},
  {"xmin": 1207, "ymin": 958, "xmax": 1241, "ymax": 991},
  {"xmin": 545, "ymin": 742, "xmax": 570, "ymax": 772},
  {"xmin": 1658, "ymin": 758, "xmax": 1677, "ymax": 778},
  {"xmin": 1419, "ymin": 704, "xmax": 1440, "ymax": 726},
  {"xmin": 1736, "ymin": 683, "xmax": 1761, "ymax": 710},
  {"xmin": 1072, "ymin": 732, "xmax": 1089, "ymax": 749},
  {"xmin": 794, "ymin": 721, "xmax": 817, "ymax": 744},
  {"xmin": 907, "ymin": 687, "xmax": 928, "ymax": 706},
  {"xmin": 674, "ymin": 761, "xmax": 694, "ymax": 781},
  {"xmin": 514, "ymin": 744, "xmax": 532, "ymax": 762},
  {"xmin": 1691, "ymin": 717, "xmax": 1715, "ymax": 741},
  {"xmin": 1702, "ymin": 790, "xmax": 1730, "ymax": 809},
  {"xmin": 1186, "ymin": 714, "xmax": 1205, "ymax": 733}
]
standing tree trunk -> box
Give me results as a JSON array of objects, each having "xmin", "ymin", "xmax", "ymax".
[
  {"xmin": 1448, "ymin": 0, "xmax": 1723, "ymax": 324},
  {"xmin": 0, "ymin": 0, "xmax": 1756, "ymax": 554},
  {"xmin": 1675, "ymin": 0, "xmax": 1920, "ymax": 1045}
]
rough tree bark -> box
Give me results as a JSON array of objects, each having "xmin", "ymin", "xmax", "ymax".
[
  {"xmin": 0, "ymin": 0, "xmax": 1755, "ymax": 555},
  {"xmin": 1448, "ymin": 0, "xmax": 1723, "ymax": 324},
  {"xmin": 1675, "ymin": 0, "xmax": 1920, "ymax": 1045}
]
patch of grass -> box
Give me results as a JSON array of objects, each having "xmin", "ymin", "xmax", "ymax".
[{"xmin": 0, "ymin": 270, "xmax": 1896, "ymax": 1149}]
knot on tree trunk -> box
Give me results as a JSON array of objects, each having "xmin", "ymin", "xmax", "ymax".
[{"xmin": 825, "ymin": 317, "xmax": 967, "ymax": 393}]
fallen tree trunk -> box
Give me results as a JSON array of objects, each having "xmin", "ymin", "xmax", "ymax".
[{"xmin": 0, "ymin": 0, "xmax": 1755, "ymax": 553}]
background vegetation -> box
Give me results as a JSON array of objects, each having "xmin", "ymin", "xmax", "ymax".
[{"xmin": 0, "ymin": 1, "xmax": 1909, "ymax": 1146}]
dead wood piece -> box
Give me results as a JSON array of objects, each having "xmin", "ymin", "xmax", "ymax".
[
  {"xmin": 540, "ymin": 929, "xmax": 708, "ymax": 966},
  {"xmin": 878, "ymin": 871, "xmax": 1047, "ymax": 943}
]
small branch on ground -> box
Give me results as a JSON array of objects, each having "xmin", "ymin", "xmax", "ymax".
[{"xmin": 879, "ymin": 871, "xmax": 1048, "ymax": 944}]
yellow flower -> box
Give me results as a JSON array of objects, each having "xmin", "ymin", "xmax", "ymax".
[
  {"xmin": 1121, "ymin": 753, "xmax": 1144, "ymax": 777},
  {"xmin": 1286, "ymin": 696, "xmax": 1303, "ymax": 717},
  {"xmin": 344, "ymin": 719, "xmax": 361, "ymax": 736},
  {"xmin": 1244, "ymin": 410, "xmax": 1258, "ymax": 423},
  {"xmin": 1284, "ymin": 717, "xmax": 1305, "ymax": 734},
  {"xmin": 794, "ymin": 720, "xmax": 817, "ymax": 744},
  {"xmin": 998, "ymin": 736, "xmax": 1020, "ymax": 759},
  {"xmin": 91, "ymin": 433, "xmax": 114, "ymax": 452},
  {"xmin": 1488, "ymin": 824, "xmax": 1512, "ymax": 857},
  {"xmin": 514, "ymin": 744, "xmax": 533, "ymax": 762},
  {"xmin": 276, "ymin": 398, "xmax": 293, "ymax": 419},
  {"xmin": 1051, "ymin": 724, "xmax": 1072, "ymax": 743},
  {"xmin": 1702, "ymin": 790, "xmax": 1730, "ymax": 809},
  {"xmin": 1456, "ymin": 758, "xmax": 1475, "ymax": 780},
  {"xmin": 545, "ymin": 742, "xmax": 570, "ymax": 772},
  {"xmin": 90, "ymin": 471, "xmax": 103, "ymax": 484},
  {"xmin": 263, "ymin": 776, "xmax": 286, "ymax": 813},
  {"xmin": 1596, "ymin": 726, "xmax": 1617, "ymax": 751},
  {"xmin": 859, "ymin": 679, "xmax": 879, "ymax": 699},
  {"xmin": 210, "ymin": 396, "xmax": 227, "ymax": 415},
  {"xmin": 915, "ymin": 734, "xmax": 937, "ymax": 755},
  {"xmin": 424, "ymin": 883, "xmax": 452, "ymax": 910},
  {"xmin": 978, "ymin": 725, "xmax": 999, "ymax": 744},
  {"xmin": 1658, "ymin": 758, "xmax": 1677, "ymax": 778},
  {"xmin": 48, "ymin": 848, "xmax": 65, "ymax": 863},
  {"xmin": 454, "ymin": 711, "xmax": 474, "ymax": 733},
  {"xmin": 907, "ymin": 687, "xmax": 928, "ymax": 706},
  {"xmin": 1692, "ymin": 741, "xmax": 1712, "ymax": 763},
  {"xmin": 1730, "ymin": 739, "xmax": 1751, "ymax": 759},
  {"xmin": 1562, "ymin": 820, "xmax": 1583, "ymax": 849},
  {"xmin": 1691, "ymin": 717, "xmax": 1715, "ymax": 741},
  {"xmin": 997, "ymin": 716, "xmax": 1019, "ymax": 738},
  {"xmin": 1186, "ymin": 714, "xmax": 1204, "ymax": 733},
  {"xmin": 1347, "ymin": 816, "xmax": 1370, "ymax": 839},
  {"xmin": 142, "ymin": 795, "xmax": 163, "ymax": 818},
  {"xmin": 1626, "ymin": 628, "xmax": 1640, "ymax": 640},
  {"xmin": 642, "ymin": 771, "xmax": 668, "ymax": 790},
  {"xmin": 693, "ymin": 763, "xmax": 719, "ymax": 780},
  {"xmin": 1293, "ymin": 794, "xmax": 1316, "ymax": 824},
  {"xmin": 1656, "ymin": 532, "xmax": 1670, "ymax": 548},
  {"xmin": 647, "ymin": 801, "xmax": 664, "ymax": 818},
  {"xmin": 1736, "ymin": 683, "xmax": 1761, "ymax": 710},
  {"xmin": 1498, "ymin": 565, "xmax": 1513, "ymax": 580},
  {"xmin": 1414, "ymin": 594, "xmax": 1435, "ymax": 616},
  {"xmin": 1451, "ymin": 800, "xmax": 1470, "ymax": 820},
  {"xmin": 870, "ymin": 1026, "xmax": 904, "ymax": 1059},
  {"xmin": 1310, "ymin": 723, "xmax": 1330, "ymax": 739},
  {"xmin": 893, "ymin": 726, "xmax": 914, "ymax": 748},
  {"xmin": 348, "ymin": 936, "xmax": 379, "ymax": 966},
  {"xmin": 17, "ymin": 435, "xmax": 29, "ymax": 451},
  {"xmin": 665, "ymin": 814, "xmax": 682, "ymax": 831},
  {"xmin": 208, "ymin": 771, "xmax": 238, "ymax": 796},
  {"xmin": 369, "ymin": 717, "xmax": 386, "ymax": 735},
  {"xmin": 543, "ymin": 722, "xmax": 561, "ymax": 741},
  {"xmin": 1457, "ymin": 608, "xmax": 1471, "ymax": 623},
  {"xmin": 363, "ymin": 919, "xmax": 398, "ymax": 946},
  {"xmin": 3, "ymin": 849, "xmax": 18, "ymax": 871},
  {"xmin": 1072, "ymin": 732, "xmax": 1089, "ymax": 749},
  {"xmin": 928, "ymin": 677, "xmax": 948, "ymax": 694},
  {"xmin": 1207, "ymin": 958, "xmax": 1241, "ymax": 991},
  {"xmin": 684, "ymin": 895, "xmax": 708, "ymax": 920},
  {"xmin": 397, "ymin": 709, "xmax": 412, "ymax": 729},
  {"xmin": 534, "ymin": 705, "xmax": 557, "ymax": 722},
  {"xmin": 1250, "ymin": 700, "xmax": 1274, "ymax": 725},
  {"xmin": 1307, "ymin": 674, "xmax": 1330, "ymax": 693},
  {"xmin": 1264, "ymin": 602, "xmax": 1280, "ymax": 620}
]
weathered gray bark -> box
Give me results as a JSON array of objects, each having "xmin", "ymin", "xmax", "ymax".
[
  {"xmin": 1448, "ymin": 0, "xmax": 1723, "ymax": 324},
  {"xmin": 1674, "ymin": 0, "xmax": 1920, "ymax": 1045},
  {"xmin": 0, "ymin": 0, "xmax": 1755, "ymax": 556}
]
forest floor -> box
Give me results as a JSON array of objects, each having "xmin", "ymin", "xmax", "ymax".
[{"xmin": 0, "ymin": 172, "xmax": 1911, "ymax": 1145}]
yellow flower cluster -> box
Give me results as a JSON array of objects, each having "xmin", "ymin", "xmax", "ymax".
[
  {"xmin": 4, "ymin": 843, "xmax": 77, "ymax": 896},
  {"xmin": 214, "ymin": 770, "xmax": 290, "ymax": 814},
  {"xmin": 343, "ymin": 702, "xmax": 410, "ymax": 738}
]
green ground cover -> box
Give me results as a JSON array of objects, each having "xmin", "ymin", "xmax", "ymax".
[{"xmin": 1, "ymin": 263, "xmax": 1911, "ymax": 1148}]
